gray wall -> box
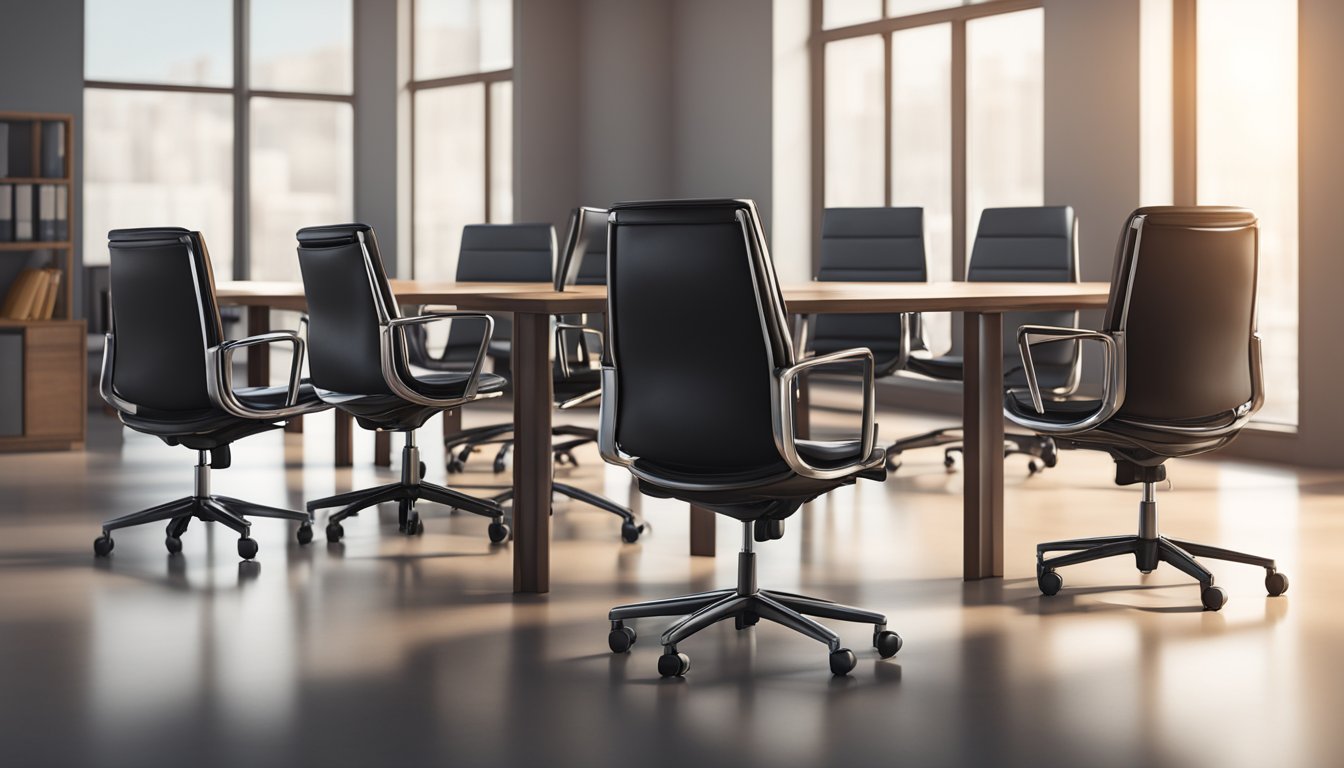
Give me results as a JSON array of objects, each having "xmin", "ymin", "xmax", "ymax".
[
  {"xmin": 0, "ymin": 0, "xmax": 85, "ymax": 318},
  {"xmin": 514, "ymin": 0, "xmax": 774, "ymax": 235}
]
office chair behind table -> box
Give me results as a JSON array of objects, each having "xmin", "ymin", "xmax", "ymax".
[
  {"xmin": 890, "ymin": 206, "xmax": 1082, "ymax": 475},
  {"xmin": 297, "ymin": 223, "xmax": 510, "ymax": 543},
  {"xmin": 1006, "ymin": 207, "xmax": 1288, "ymax": 610},
  {"xmin": 600, "ymin": 199, "xmax": 900, "ymax": 677},
  {"xmin": 95, "ymin": 227, "xmax": 328, "ymax": 560}
]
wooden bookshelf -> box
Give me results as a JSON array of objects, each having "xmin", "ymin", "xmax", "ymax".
[{"xmin": 0, "ymin": 111, "xmax": 85, "ymax": 452}]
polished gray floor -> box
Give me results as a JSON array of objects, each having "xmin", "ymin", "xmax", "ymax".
[{"xmin": 0, "ymin": 404, "xmax": 1340, "ymax": 768}]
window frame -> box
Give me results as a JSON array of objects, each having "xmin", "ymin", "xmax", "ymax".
[
  {"xmin": 83, "ymin": 0, "xmax": 356, "ymax": 280},
  {"xmin": 407, "ymin": 0, "xmax": 514, "ymax": 279},
  {"xmin": 809, "ymin": 0, "xmax": 1043, "ymax": 279}
]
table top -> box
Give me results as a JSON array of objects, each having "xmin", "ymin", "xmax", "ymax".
[{"xmin": 216, "ymin": 280, "xmax": 1112, "ymax": 314}]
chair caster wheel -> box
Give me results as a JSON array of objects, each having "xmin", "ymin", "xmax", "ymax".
[
  {"xmin": 419, "ymin": 461, "xmax": 427, "ymax": 477},
  {"xmin": 943, "ymin": 451, "xmax": 957, "ymax": 470},
  {"xmin": 326, "ymin": 522, "xmax": 344, "ymax": 543},
  {"xmin": 1027, "ymin": 459, "xmax": 1042, "ymax": 475},
  {"xmin": 1042, "ymin": 447, "xmax": 1059, "ymax": 468},
  {"xmin": 1038, "ymin": 570, "xmax": 1063, "ymax": 596},
  {"xmin": 620, "ymin": 521, "xmax": 643, "ymax": 543},
  {"xmin": 885, "ymin": 455, "xmax": 902, "ymax": 472},
  {"xmin": 1201, "ymin": 585, "xmax": 1228, "ymax": 611},
  {"xmin": 608, "ymin": 624, "xmax": 637, "ymax": 653},
  {"xmin": 658, "ymin": 650, "xmax": 690, "ymax": 678},
  {"xmin": 1265, "ymin": 570, "xmax": 1289, "ymax": 597},
  {"xmin": 446, "ymin": 458, "xmax": 465, "ymax": 474},
  {"xmin": 874, "ymin": 630, "xmax": 902, "ymax": 659},
  {"xmin": 829, "ymin": 648, "xmax": 857, "ymax": 676},
  {"xmin": 93, "ymin": 534, "xmax": 114, "ymax": 557},
  {"xmin": 296, "ymin": 523, "xmax": 313, "ymax": 545},
  {"xmin": 165, "ymin": 535, "xmax": 183, "ymax": 554},
  {"xmin": 405, "ymin": 514, "xmax": 424, "ymax": 536},
  {"xmin": 488, "ymin": 521, "xmax": 510, "ymax": 543},
  {"xmin": 734, "ymin": 612, "xmax": 758, "ymax": 630},
  {"xmin": 237, "ymin": 537, "xmax": 259, "ymax": 560}
]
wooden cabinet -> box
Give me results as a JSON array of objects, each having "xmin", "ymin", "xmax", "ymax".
[{"xmin": 0, "ymin": 319, "xmax": 86, "ymax": 451}]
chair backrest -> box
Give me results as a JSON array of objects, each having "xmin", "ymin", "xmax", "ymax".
[
  {"xmin": 808, "ymin": 207, "xmax": 927, "ymax": 374},
  {"xmin": 455, "ymin": 223, "xmax": 555, "ymax": 351},
  {"xmin": 967, "ymin": 206, "xmax": 1079, "ymax": 386},
  {"xmin": 605, "ymin": 199, "xmax": 793, "ymax": 471},
  {"xmin": 556, "ymin": 206, "xmax": 609, "ymax": 290},
  {"xmin": 107, "ymin": 227, "xmax": 225, "ymax": 411},
  {"xmin": 1103, "ymin": 206, "xmax": 1259, "ymax": 422},
  {"xmin": 295, "ymin": 223, "xmax": 400, "ymax": 395}
]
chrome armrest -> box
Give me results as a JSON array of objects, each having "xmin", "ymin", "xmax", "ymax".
[
  {"xmin": 99, "ymin": 333, "xmax": 139, "ymax": 415},
  {"xmin": 380, "ymin": 312, "xmax": 497, "ymax": 406},
  {"xmin": 206, "ymin": 330, "xmax": 316, "ymax": 420},
  {"xmin": 1006, "ymin": 324, "xmax": 1127, "ymax": 436},
  {"xmin": 772, "ymin": 347, "xmax": 879, "ymax": 480},
  {"xmin": 793, "ymin": 313, "xmax": 912, "ymax": 376},
  {"xmin": 555, "ymin": 321, "xmax": 604, "ymax": 379}
]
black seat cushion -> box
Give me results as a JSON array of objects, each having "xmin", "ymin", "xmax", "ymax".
[
  {"xmin": 120, "ymin": 382, "xmax": 324, "ymax": 449},
  {"xmin": 320, "ymin": 371, "xmax": 507, "ymax": 431}
]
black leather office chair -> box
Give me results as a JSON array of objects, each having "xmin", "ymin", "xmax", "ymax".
[
  {"xmin": 437, "ymin": 216, "xmax": 646, "ymax": 542},
  {"xmin": 296, "ymin": 224, "xmax": 511, "ymax": 543},
  {"xmin": 94, "ymin": 227, "xmax": 328, "ymax": 560},
  {"xmin": 800, "ymin": 207, "xmax": 928, "ymax": 377},
  {"xmin": 891, "ymin": 206, "xmax": 1082, "ymax": 474},
  {"xmin": 1005, "ymin": 207, "xmax": 1288, "ymax": 611},
  {"xmin": 600, "ymin": 199, "xmax": 900, "ymax": 677}
]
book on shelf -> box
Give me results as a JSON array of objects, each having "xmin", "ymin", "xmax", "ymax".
[
  {"xmin": 0, "ymin": 122, "xmax": 7, "ymax": 178},
  {"xmin": 54, "ymin": 185, "xmax": 68, "ymax": 241},
  {"xmin": 37, "ymin": 185, "xmax": 57, "ymax": 241},
  {"xmin": 0, "ymin": 185, "xmax": 11, "ymax": 241},
  {"xmin": 40, "ymin": 121, "xmax": 65, "ymax": 178},
  {"xmin": 13, "ymin": 183, "xmax": 33, "ymax": 241},
  {"xmin": 0, "ymin": 267, "xmax": 62, "ymax": 320}
]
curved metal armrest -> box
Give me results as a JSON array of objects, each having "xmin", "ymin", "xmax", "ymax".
[
  {"xmin": 380, "ymin": 311, "xmax": 496, "ymax": 406},
  {"xmin": 1008, "ymin": 325, "xmax": 1127, "ymax": 436},
  {"xmin": 793, "ymin": 313, "xmax": 912, "ymax": 377},
  {"xmin": 772, "ymin": 347, "xmax": 878, "ymax": 480},
  {"xmin": 206, "ymin": 330, "xmax": 317, "ymax": 420},
  {"xmin": 555, "ymin": 321, "xmax": 604, "ymax": 379},
  {"xmin": 99, "ymin": 333, "xmax": 139, "ymax": 415}
]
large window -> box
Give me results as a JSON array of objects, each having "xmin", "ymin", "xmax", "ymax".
[
  {"xmin": 84, "ymin": 0, "xmax": 354, "ymax": 281},
  {"xmin": 816, "ymin": 1, "xmax": 1043, "ymax": 354},
  {"xmin": 1141, "ymin": 0, "xmax": 1299, "ymax": 426},
  {"xmin": 411, "ymin": 0, "xmax": 514, "ymax": 281}
]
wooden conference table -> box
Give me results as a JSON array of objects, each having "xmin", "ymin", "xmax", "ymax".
[{"xmin": 217, "ymin": 280, "xmax": 1110, "ymax": 593}]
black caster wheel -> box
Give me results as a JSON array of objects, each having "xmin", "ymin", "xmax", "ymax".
[
  {"xmin": 734, "ymin": 612, "xmax": 759, "ymax": 631},
  {"xmin": 165, "ymin": 536, "xmax": 183, "ymax": 554},
  {"xmin": 237, "ymin": 537, "xmax": 259, "ymax": 560},
  {"xmin": 620, "ymin": 521, "xmax": 643, "ymax": 543},
  {"xmin": 885, "ymin": 455, "xmax": 902, "ymax": 472},
  {"xmin": 296, "ymin": 523, "xmax": 313, "ymax": 545},
  {"xmin": 943, "ymin": 451, "xmax": 957, "ymax": 470},
  {"xmin": 1265, "ymin": 571, "xmax": 1289, "ymax": 597},
  {"xmin": 1042, "ymin": 446, "xmax": 1059, "ymax": 469},
  {"xmin": 326, "ymin": 522, "xmax": 344, "ymax": 543},
  {"xmin": 658, "ymin": 650, "xmax": 691, "ymax": 678},
  {"xmin": 874, "ymin": 630, "xmax": 902, "ymax": 659},
  {"xmin": 1038, "ymin": 570, "xmax": 1063, "ymax": 596},
  {"xmin": 93, "ymin": 534, "xmax": 114, "ymax": 557},
  {"xmin": 405, "ymin": 514, "xmax": 425, "ymax": 536},
  {"xmin": 419, "ymin": 461, "xmax": 427, "ymax": 477},
  {"xmin": 829, "ymin": 648, "xmax": 858, "ymax": 676},
  {"xmin": 608, "ymin": 624, "xmax": 637, "ymax": 653},
  {"xmin": 446, "ymin": 457, "xmax": 465, "ymax": 474},
  {"xmin": 493, "ymin": 445, "xmax": 510, "ymax": 473},
  {"xmin": 487, "ymin": 521, "xmax": 510, "ymax": 543},
  {"xmin": 1201, "ymin": 585, "xmax": 1228, "ymax": 611},
  {"xmin": 1027, "ymin": 459, "xmax": 1042, "ymax": 475}
]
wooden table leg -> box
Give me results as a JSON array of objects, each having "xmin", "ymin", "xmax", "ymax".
[
  {"xmin": 962, "ymin": 311, "xmax": 1005, "ymax": 580},
  {"xmin": 246, "ymin": 306, "xmax": 269, "ymax": 386},
  {"xmin": 512, "ymin": 312, "xmax": 552, "ymax": 593},
  {"xmin": 374, "ymin": 432, "xmax": 391, "ymax": 467},
  {"xmin": 334, "ymin": 411, "xmax": 353, "ymax": 467},
  {"xmin": 689, "ymin": 505, "xmax": 716, "ymax": 556},
  {"xmin": 795, "ymin": 377, "xmax": 811, "ymax": 440}
]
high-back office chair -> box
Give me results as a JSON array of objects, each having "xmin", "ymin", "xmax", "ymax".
[
  {"xmin": 891, "ymin": 206, "xmax": 1082, "ymax": 474},
  {"xmin": 94, "ymin": 227, "xmax": 328, "ymax": 560},
  {"xmin": 600, "ymin": 199, "xmax": 900, "ymax": 677},
  {"xmin": 438, "ymin": 216, "xmax": 646, "ymax": 542},
  {"xmin": 1006, "ymin": 207, "xmax": 1288, "ymax": 610},
  {"xmin": 296, "ymin": 224, "xmax": 511, "ymax": 543},
  {"xmin": 801, "ymin": 207, "xmax": 928, "ymax": 377}
]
